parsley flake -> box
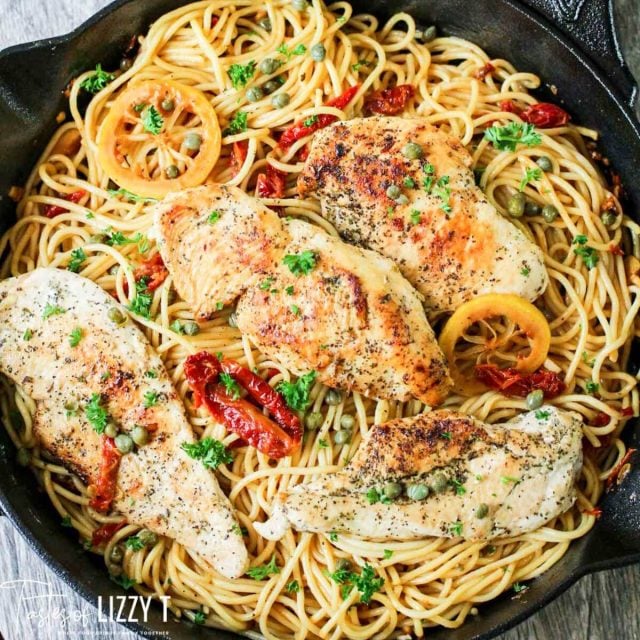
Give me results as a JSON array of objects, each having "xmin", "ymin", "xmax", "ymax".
[
  {"xmin": 23, "ymin": 329, "xmax": 33, "ymax": 341},
  {"xmin": 42, "ymin": 303, "xmax": 65, "ymax": 319},
  {"xmin": 143, "ymin": 391, "xmax": 159, "ymax": 408},
  {"xmin": 208, "ymin": 210, "xmax": 222, "ymax": 224},
  {"xmin": 276, "ymin": 371, "xmax": 316, "ymax": 411},
  {"xmin": 285, "ymin": 580, "xmax": 300, "ymax": 593},
  {"xmin": 69, "ymin": 327, "xmax": 83, "ymax": 347},
  {"xmin": 535, "ymin": 409, "xmax": 551, "ymax": 420},
  {"xmin": 85, "ymin": 393, "xmax": 109, "ymax": 434},
  {"xmin": 181, "ymin": 437, "xmax": 233, "ymax": 470},
  {"xmin": 303, "ymin": 115, "xmax": 319, "ymax": 127},
  {"xmin": 80, "ymin": 64, "xmax": 115, "ymax": 94},
  {"xmin": 383, "ymin": 549, "xmax": 393, "ymax": 559},
  {"xmin": 220, "ymin": 372, "xmax": 242, "ymax": 399},
  {"xmin": 519, "ymin": 167, "xmax": 542, "ymax": 191},
  {"xmin": 449, "ymin": 521, "xmax": 463, "ymax": 536},
  {"xmin": 110, "ymin": 573, "xmax": 137, "ymax": 590},
  {"xmin": 227, "ymin": 61, "xmax": 257, "ymax": 89},
  {"xmin": 585, "ymin": 380, "xmax": 599, "ymax": 395},
  {"xmin": 224, "ymin": 110, "xmax": 248, "ymax": 136},
  {"xmin": 484, "ymin": 122, "xmax": 542, "ymax": 152},
  {"xmin": 141, "ymin": 106, "xmax": 163, "ymax": 135},
  {"xmin": 283, "ymin": 250, "xmax": 318, "ymax": 275},
  {"xmin": 68, "ymin": 247, "xmax": 87, "ymax": 273},
  {"xmin": 246, "ymin": 554, "xmax": 280, "ymax": 580},
  {"xmin": 125, "ymin": 536, "xmax": 146, "ymax": 551}
]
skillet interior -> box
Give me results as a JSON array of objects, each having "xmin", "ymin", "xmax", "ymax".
[{"xmin": 0, "ymin": 1, "xmax": 639, "ymax": 638}]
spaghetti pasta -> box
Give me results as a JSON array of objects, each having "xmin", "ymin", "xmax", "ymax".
[{"xmin": 0, "ymin": 1, "xmax": 638, "ymax": 638}]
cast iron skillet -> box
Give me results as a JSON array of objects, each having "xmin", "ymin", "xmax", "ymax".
[{"xmin": 0, "ymin": 1, "xmax": 639, "ymax": 638}]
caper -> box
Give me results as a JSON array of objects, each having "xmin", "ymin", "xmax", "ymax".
[
  {"xmin": 119, "ymin": 58, "xmax": 133, "ymax": 72},
  {"xmin": 16, "ymin": 447, "xmax": 30, "ymax": 467},
  {"xmin": 165, "ymin": 164, "xmax": 179, "ymax": 179},
  {"xmin": 260, "ymin": 58, "xmax": 280, "ymax": 75},
  {"xmin": 228, "ymin": 311, "xmax": 238, "ymax": 328},
  {"xmin": 507, "ymin": 192, "xmax": 526, "ymax": 217},
  {"xmin": 258, "ymin": 17, "xmax": 272, "ymax": 32},
  {"xmin": 395, "ymin": 194, "xmax": 409, "ymax": 205},
  {"xmin": 475, "ymin": 503, "xmax": 489, "ymax": 519},
  {"xmin": 305, "ymin": 412, "xmax": 324, "ymax": 430},
  {"xmin": 131, "ymin": 424, "xmax": 149, "ymax": 446},
  {"xmin": 431, "ymin": 473, "xmax": 448, "ymax": 494},
  {"xmin": 183, "ymin": 321, "xmax": 200, "ymax": 336},
  {"xmin": 340, "ymin": 414, "xmax": 355, "ymax": 429},
  {"xmin": 311, "ymin": 43, "xmax": 326, "ymax": 62},
  {"xmin": 246, "ymin": 86, "xmax": 264, "ymax": 103},
  {"xmin": 526, "ymin": 389, "xmax": 544, "ymax": 410},
  {"xmin": 386, "ymin": 185, "xmax": 401, "ymax": 199},
  {"xmin": 114, "ymin": 433, "xmax": 134, "ymax": 454},
  {"xmin": 401, "ymin": 142, "xmax": 423, "ymax": 160},
  {"xmin": 600, "ymin": 210, "xmax": 617, "ymax": 227},
  {"xmin": 263, "ymin": 79, "xmax": 281, "ymax": 94},
  {"xmin": 383, "ymin": 482, "xmax": 403, "ymax": 500},
  {"xmin": 418, "ymin": 25, "xmax": 437, "ymax": 43},
  {"xmin": 183, "ymin": 132, "xmax": 202, "ymax": 151},
  {"xmin": 324, "ymin": 389, "xmax": 342, "ymax": 406},
  {"xmin": 108, "ymin": 307, "xmax": 126, "ymax": 325},
  {"xmin": 138, "ymin": 529, "xmax": 158, "ymax": 546},
  {"xmin": 89, "ymin": 233, "xmax": 108, "ymax": 244},
  {"xmin": 292, "ymin": 0, "xmax": 307, "ymax": 11},
  {"xmin": 161, "ymin": 98, "xmax": 175, "ymax": 112},
  {"xmin": 542, "ymin": 204, "xmax": 559, "ymax": 223},
  {"xmin": 271, "ymin": 93, "xmax": 290, "ymax": 109},
  {"xmin": 110, "ymin": 544, "xmax": 124, "ymax": 564},
  {"xmin": 536, "ymin": 155, "xmax": 553, "ymax": 172},
  {"xmin": 524, "ymin": 201, "xmax": 541, "ymax": 217},
  {"xmin": 104, "ymin": 424, "xmax": 118, "ymax": 439},
  {"xmin": 334, "ymin": 429, "xmax": 351, "ymax": 445},
  {"xmin": 335, "ymin": 558, "xmax": 351, "ymax": 571},
  {"xmin": 406, "ymin": 483, "xmax": 429, "ymax": 501}
]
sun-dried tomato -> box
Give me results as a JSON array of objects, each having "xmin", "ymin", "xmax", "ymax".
[
  {"xmin": 520, "ymin": 103, "xmax": 570, "ymax": 128},
  {"xmin": 256, "ymin": 163, "xmax": 287, "ymax": 198},
  {"xmin": 474, "ymin": 364, "xmax": 565, "ymax": 398},
  {"xmin": 364, "ymin": 84, "xmax": 415, "ymax": 115},
  {"xmin": 43, "ymin": 189, "xmax": 87, "ymax": 218}
]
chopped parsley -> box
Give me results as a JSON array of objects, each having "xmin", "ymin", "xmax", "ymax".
[
  {"xmin": 318, "ymin": 438, "xmax": 329, "ymax": 449},
  {"xmin": 193, "ymin": 610, "xmax": 206, "ymax": 625},
  {"xmin": 68, "ymin": 247, "xmax": 87, "ymax": 273},
  {"xmin": 365, "ymin": 487, "xmax": 392, "ymax": 505},
  {"xmin": 220, "ymin": 372, "xmax": 242, "ymax": 399},
  {"xmin": 535, "ymin": 409, "xmax": 551, "ymax": 420},
  {"xmin": 484, "ymin": 122, "xmax": 542, "ymax": 152},
  {"xmin": 449, "ymin": 521, "xmax": 463, "ymax": 536},
  {"xmin": 42, "ymin": 303, "xmax": 65, "ymax": 319},
  {"xmin": 329, "ymin": 531, "xmax": 338, "ymax": 542},
  {"xmin": 208, "ymin": 210, "xmax": 221, "ymax": 224},
  {"xmin": 290, "ymin": 304, "xmax": 301, "ymax": 316},
  {"xmin": 351, "ymin": 59, "xmax": 373, "ymax": 72},
  {"xmin": 216, "ymin": 301, "xmax": 224, "ymax": 311},
  {"xmin": 110, "ymin": 574, "xmax": 137, "ymax": 590},
  {"xmin": 80, "ymin": 64, "xmax": 114, "ymax": 93},
  {"xmin": 61, "ymin": 516, "xmax": 73, "ymax": 527},
  {"xmin": 512, "ymin": 582, "xmax": 528, "ymax": 594},
  {"xmin": 422, "ymin": 163, "xmax": 435, "ymax": 193},
  {"xmin": 519, "ymin": 167, "xmax": 542, "ymax": 191},
  {"xmin": 129, "ymin": 277, "xmax": 152, "ymax": 318},
  {"xmin": 259, "ymin": 276, "xmax": 275, "ymax": 291},
  {"xmin": 440, "ymin": 431, "xmax": 452, "ymax": 440},
  {"xmin": 141, "ymin": 106, "xmax": 163, "ymax": 135},
  {"xmin": 500, "ymin": 475, "xmax": 521, "ymax": 485},
  {"xmin": 433, "ymin": 175, "xmax": 452, "ymax": 214},
  {"xmin": 125, "ymin": 536, "xmax": 146, "ymax": 551},
  {"xmin": 181, "ymin": 437, "xmax": 233, "ymax": 470},
  {"xmin": 285, "ymin": 285, "xmax": 295, "ymax": 295},
  {"xmin": 410, "ymin": 209, "xmax": 421, "ymax": 225},
  {"xmin": 23, "ymin": 329, "xmax": 33, "ymax": 341},
  {"xmin": 85, "ymin": 393, "xmax": 109, "ymax": 434},
  {"xmin": 145, "ymin": 370, "xmax": 158, "ymax": 379},
  {"xmin": 572, "ymin": 235, "xmax": 599, "ymax": 270},
  {"xmin": 450, "ymin": 478, "xmax": 466, "ymax": 495},
  {"xmin": 303, "ymin": 115, "xmax": 319, "ymax": 127},
  {"xmin": 285, "ymin": 580, "xmax": 300, "ymax": 593},
  {"xmin": 231, "ymin": 523, "xmax": 247, "ymax": 536},
  {"xmin": 283, "ymin": 250, "xmax": 318, "ymax": 275},
  {"xmin": 246, "ymin": 554, "xmax": 280, "ymax": 580},
  {"xmin": 521, "ymin": 266, "xmax": 530, "ymax": 277},
  {"xmin": 107, "ymin": 188, "xmax": 158, "ymax": 204},
  {"xmin": 329, "ymin": 563, "xmax": 384, "ymax": 604},
  {"xmin": 403, "ymin": 176, "xmax": 416, "ymax": 188},
  {"xmin": 383, "ymin": 549, "xmax": 393, "ymax": 560},
  {"xmin": 143, "ymin": 391, "xmax": 159, "ymax": 408},
  {"xmin": 224, "ymin": 110, "xmax": 248, "ymax": 135},
  {"xmin": 582, "ymin": 351, "xmax": 595, "ymax": 366},
  {"xmin": 227, "ymin": 61, "xmax": 257, "ymax": 89},
  {"xmin": 276, "ymin": 371, "xmax": 317, "ymax": 411},
  {"xmin": 69, "ymin": 327, "xmax": 83, "ymax": 347},
  {"xmin": 585, "ymin": 380, "xmax": 599, "ymax": 395},
  {"xmin": 277, "ymin": 43, "xmax": 307, "ymax": 59}
]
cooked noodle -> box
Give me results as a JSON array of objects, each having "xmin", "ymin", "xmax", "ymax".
[{"xmin": 1, "ymin": 1, "xmax": 638, "ymax": 638}]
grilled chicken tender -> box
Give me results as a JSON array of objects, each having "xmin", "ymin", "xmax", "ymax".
[
  {"xmin": 254, "ymin": 407, "xmax": 582, "ymax": 541},
  {"xmin": 298, "ymin": 116, "xmax": 549, "ymax": 311},
  {"xmin": 154, "ymin": 185, "xmax": 451, "ymax": 405},
  {"xmin": 0, "ymin": 268, "xmax": 248, "ymax": 579}
]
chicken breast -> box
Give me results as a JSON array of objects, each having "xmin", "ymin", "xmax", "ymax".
[
  {"xmin": 254, "ymin": 407, "xmax": 582, "ymax": 541},
  {"xmin": 153, "ymin": 185, "xmax": 451, "ymax": 405},
  {"xmin": 0, "ymin": 268, "xmax": 248, "ymax": 579},
  {"xmin": 298, "ymin": 116, "xmax": 548, "ymax": 312}
]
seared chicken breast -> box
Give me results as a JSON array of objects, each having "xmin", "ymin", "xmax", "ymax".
[
  {"xmin": 154, "ymin": 185, "xmax": 451, "ymax": 405},
  {"xmin": 298, "ymin": 116, "xmax": 548, "ymax": 311},
  {"xmin": 255, "ymin": 407, "xmax": 582, "ymax": 541},
  {"xmin": 0, "ymin": 268, "xmax": 248, "ymax": 579}
]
